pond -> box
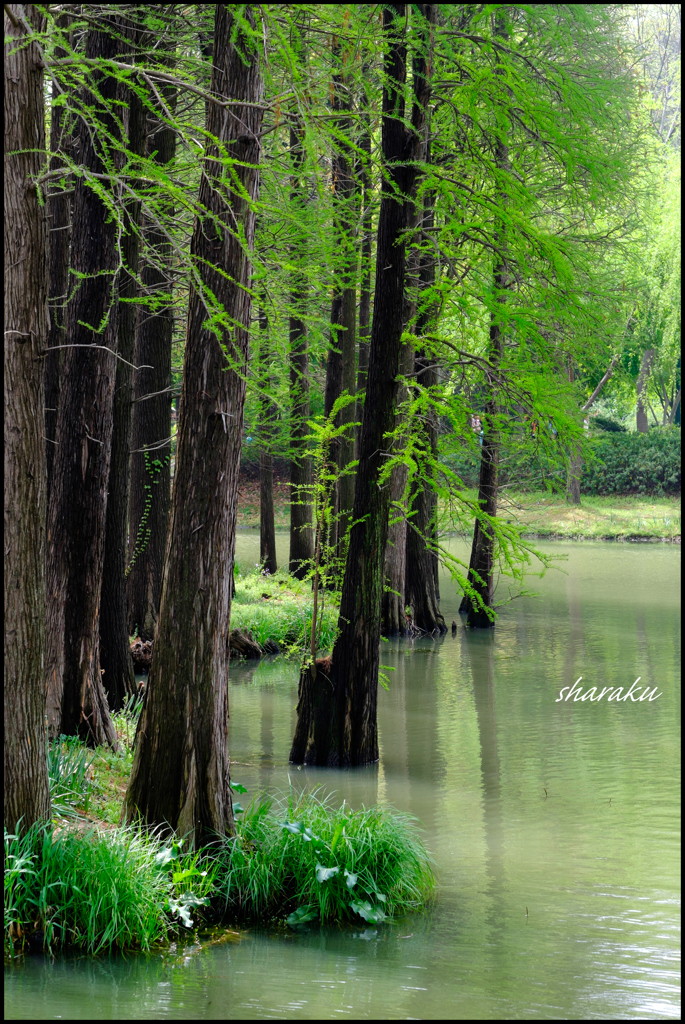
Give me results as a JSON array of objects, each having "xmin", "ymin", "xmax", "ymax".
[{"xmin": 5, "ymin": 538, "xmax": 680, "ymax": 1020}]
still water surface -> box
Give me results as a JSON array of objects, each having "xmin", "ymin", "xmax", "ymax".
[{"xmin": 5, "ymin": 538, "xmax": 680, "ymax": 1019}]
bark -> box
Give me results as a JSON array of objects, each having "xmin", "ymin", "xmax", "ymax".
[
  {"xmin": 355, "ymin": 112, "xmax": 373, "ymax": 460},
  {"xmin": 125, "ymin": 4, "xmax": 263, "ymax": 847},
  {"xmin": 258, "ymin": 306, "xmax": 278, "ymax": 574},
  {"xmin": 99, "ymin": 44, "xmax": 146, "ymax": 711},
  {"xmin": 45, "ymin": 20, "xmax": 121, "ymax": 747},
  {"xmin": 636, "ymin": 348, "xmax": 656, "ymax": 433},
  {"xmin": 381, "ymin": 340, "xmax": 414, "ymax": 636},
  {"xmin": 4, "ymin": 3, "xmax": 52, "ymax": 829},
  {"xmin": 291, "ymin": 4, "xmax": 435, "ymax": 767},
  {"xmin": 288, "ymin": 111, "xmax": 313, "ymax": 577},
  {"xmin": 127, "ymin": 60, "xmax": 176, "ymax": 640},
  {"xmin": 45, "ymin": 14, "xmax": 73, "ymax": 503},
  {"xmin": 461, "ymin": 12, "xmax": 509, "ymax": 629}
]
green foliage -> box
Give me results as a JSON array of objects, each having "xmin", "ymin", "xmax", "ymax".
[
  {"xmin": 231, "ymin": 568, "xmax": 339, "ymax": 655},
  {"xmin": 582, "ymin": 427, "xmax": 681, "ymax": 495},
  {"xmin": 48, "ymin": 736, "xmax": 94, "ymax": 819},
  {"xmin": 3, "ymin": 822, "xmax": 211, "ymax": 956},
  {"xmin": 125, "ymin": 451, "xmax": 171, "ymax": 578},
  {"xmin": 209, "ymin": 788, "xmax": 435, "ymax": 926},
  {"xmin": 592, "ymin": 415, "xmax": 628, "ymax": 433}
]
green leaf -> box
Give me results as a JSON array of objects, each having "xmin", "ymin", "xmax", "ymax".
[
  {"xmin": 330, "ymin": 821, "xmax": 344, "ymax": 853},
  {"xmin": 350, "ymin": 901, "xmax": 387, "ymax": 924},
  {"xmin": 230, "ymin": 782, "xmax": 248, "ymax": 794},
  {"xmin": 344, "ymin": 869, "xmax": 357, "ymax": 890},
  {"xmin": 232, "ymin": 802, "xmax": 244, "ymax": 814},
  {"xmin": 315, "ymin": 862, "xmax": 339, "ymax": 883},
  {"xmin": 286, "ymin": 906, "xmax": 318, "ymax": 926}
]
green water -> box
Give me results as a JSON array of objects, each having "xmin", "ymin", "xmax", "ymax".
[{"xmin": 5, "ymin": 539, "xmax": 680, "ymax": 1020}]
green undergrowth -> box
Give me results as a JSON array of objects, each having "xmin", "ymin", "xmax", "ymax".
[
  {"xmin": 209, "ymin": 788, "xmax": 435, "ymax": 926},
  {"xmin": 231, "ymin": 568, "xmax": 339, "ymax": 654},
  {"xmin": 6, "ymin": 714, "xmax": 435, "ymax": 955},
  {"xmin": 441, "ymin": 489, "xmax": 681, "ymax": 540}
]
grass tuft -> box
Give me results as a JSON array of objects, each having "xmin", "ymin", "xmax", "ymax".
[
  {"xmin": 209, "ymin": 787, "xmax": 436, "ymax": 925},
  {"xmin": 231, "ymin": 569, "xmax": 339, "ymax": 654},
  {"xmin": 4, "ymin": 821, "xmax": 213, "ymax": 956}
]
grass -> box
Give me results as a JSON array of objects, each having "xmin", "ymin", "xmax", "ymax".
[
  {"xmin": 236, "ymin": 475, "xmax": 680, "ymax": 542},
  {"xmin": 4, "ymin": 820, "xmax": 213, "ymax": 956},
  {"xmin": 441, "ymin": 489, "xmax": 681, "ymax": 541},
  {"xmin": 231, "ymin": 567, "xmax": 339, "ymax": 654},
  {"xmin": 210, "ymin": 788, "xmax": 435, "ymax": 926},
  {"xmin": 6, "ymin": 713, "xmax": 435, "ymax": 955}
]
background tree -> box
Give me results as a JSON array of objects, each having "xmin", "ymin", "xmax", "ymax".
[{"xmin": 45, "ymin": 15, "xmax": 121, "ymax": 747}]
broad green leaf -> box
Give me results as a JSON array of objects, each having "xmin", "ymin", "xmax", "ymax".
[
  {"xmin": 330, "ymin": 821, "xmax": 344, "ymax": 853},
  {"xmin": 350, "ymin": 901, "xmax": 387, "ymax": 924},
  {"xmin": 230, "ymin": 782, "xmax": 248, "ymax": 794},
  {"xmin": 344, "ymin": 869, "xmax": 357, "ymax": 889},
  {"xmin": 232, "ymin": 802, "xmax": 244, "ymax": 814},
  {"xmin": 315, "ymin": 862, "xmax": 339, "ymax": 883},
  {"xmin": 286, "ymin": 906, "xmax": 318, "ymax": 926}
]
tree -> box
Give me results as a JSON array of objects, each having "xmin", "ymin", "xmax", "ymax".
[
  {"xmin": 290, "ymin": 3, "xmax": 435, "ymax": 767},
  {"xmin": 258, "ymin": 303, "xmax": 278, "ymax": 575},
  {"xmin": 126, "ymin": 37, "xmax": 177, "ymax": 642},
  {"xmin": 288, "ymin": 20, "xmax": 314, "ymax": 579},
  {"xmin": 4, "ymin": 2, "xmax": 52, "ymax": 828},
  {"xmin": 45, "ymin": 16, "xmax": 121, "ymax": 747},
  {"xmin": 99, "ymin": 16, "xmax": 148, "ymax": 710},
  {"xmin": 125, "ymin": 4, "xmax": 264, "ymax": 847}
]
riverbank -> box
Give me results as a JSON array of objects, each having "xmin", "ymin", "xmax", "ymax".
[
  {"xmin": 236, "ymin": 479, "xmax": 681, "ymax": 542},
  {"xmin": 6, "ymin": 704, "xmax": 434, "ymax": 956}
]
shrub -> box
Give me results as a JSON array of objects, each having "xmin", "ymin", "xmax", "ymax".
[
  {"xmin": 209, "ymin": 788, "xmax": 436, "ymax": 926},
  {"xmin": 4, "ymin": 822, "xmax": 213, "ymax": 956},
  {"xmin": 591, "ymin": 414, "xmax": 627, "ymax": 432},
  {"xmin": 581, "ymin": 427, "xmax": 681, "ymax": 495}
]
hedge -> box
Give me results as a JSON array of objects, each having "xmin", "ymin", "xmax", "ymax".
[{"xmin": 581, "ymin": 427, "xmax": 681, "ymax": 496}]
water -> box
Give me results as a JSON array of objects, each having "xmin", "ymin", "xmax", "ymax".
[{"xmin": 5, "ymin": 538, "xmax": 680, "ymax": 1019}]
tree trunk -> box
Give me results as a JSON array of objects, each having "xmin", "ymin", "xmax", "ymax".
[
  {"xmin": 4, "ymin": 2, "xmax": 52, "ymax": 829},
  {"xmin": 45, "ymin": 20, "xmax": 121, "ymax": 748},
  {"xmin": 125, "ymin": 4, "xmax": 263, "ymax": 847},
  {"xmin": 258, "ymin": 306, "xmax": 278, "ymax": 574},
  {"xmin": 402, "ymin": 156, "xmax": 445, "ymax": 633},
  {"xmin": 99, "ymin": 47, "xmax": 146, "ymax": 711},
  {"xmin": 288, "ymin": 107, "xmax": 313, "ymax": 578},
  {"xmin": 636, "ymin": 348, "xmax": 656, "ymax": 433},
  {"xmin": 291, "ymin": 3, "xmax": 435, "ymax": 767},
  {"xmin": 355, "ymin": 111, "xmax": 373, "ymax": 461},
  {"xmin": 381, "ymin": 340, "xmax": 414, "ymax": 636},
  {"xmin": 127, "ymin": 64, "xmax": 176, "ymax": 640},
  {"xmin": 461, "ymin": 12, "xmax": 509, "ymax": 630},
  {"xmin": 45, "ymin": 13, "xmax": 73, "ymax": 504}
]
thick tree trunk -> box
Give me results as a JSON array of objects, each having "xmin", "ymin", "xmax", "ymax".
[
  {"xmin": 288, "ymin": 107, "xmax": 313, "ymax": 578},
  {"xmin": 461, "ymin": 12, "xmax": 508, "ymax": 630},
  {"xmin": 636, "ymin": 348, "xmax": 656, "ymax": 433},
  {"xmin": 291, "ymin": 4, "xmax": 435, "ymax": 767},
  {"xmin": 45, "ymin": 21, "xmax": 121, "ymax": 748},
  {"xmin": 127, "ymin": 69, "xmax": 176, "ymax": 640},
  {"xmin": 125, "ymin": 5, "xmax": 263, "ymax": 847},
  {"xmin": 45, "ymin": 14, "xmax": 73, "ymax": 503},
  {"xmin": 4, "ymin": 3, "xmax": 52, "ymax": 829},
  {"xmin": 381, "ymin": 340, "xmax": 414, "ymax": 636},
  {"xmin": 258, "ymin": 306, "xmax": 278, "ymax": 574},
  {"xmin": 405, "ymin": 189, "xmax": 445, "ymax": 633},
  {"xmin": 99, "ymin": 55, "xmax": 146, "ymax": 711}
]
